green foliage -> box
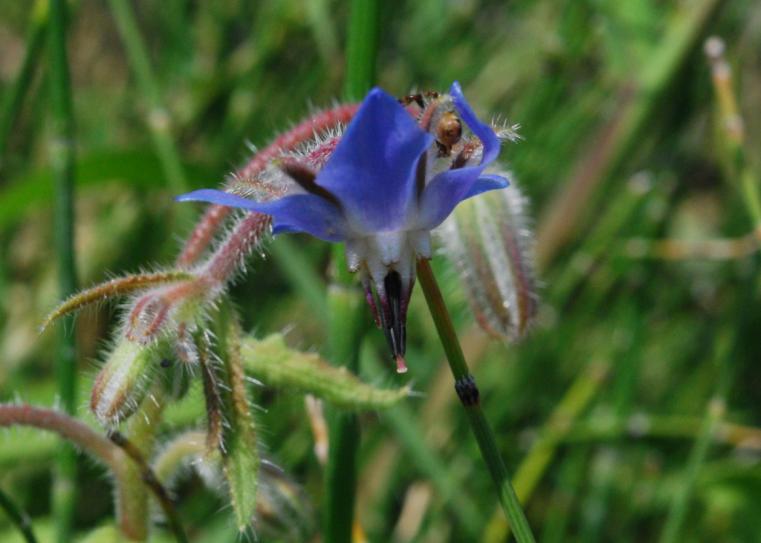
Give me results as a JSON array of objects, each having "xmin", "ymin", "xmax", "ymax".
[{"xmin": 2, "ymin": 0, "xmax": 761, "ymax": 541}]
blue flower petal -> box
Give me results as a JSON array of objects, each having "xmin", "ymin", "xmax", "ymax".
[
  {"xmin": 450, "ymin": 81, "xmax": 500, "ymax": 163},
  {"xmin": 315, "ymin": 88, "xmax": 434, "ymax": 233},
  {"xmin": 462, "ymin": 173, "xmax": 510, "ymax": 200},
  {"xmin": 177, "ymin": 189, "xmax": 350, "ymax": 241},
  {"xmin": 416, "ymin": 171, "xmax": 506, "ymax": 229},
  {"xmin": 177, "ymin": 189, "xmax": 263, "ymax": 209}
]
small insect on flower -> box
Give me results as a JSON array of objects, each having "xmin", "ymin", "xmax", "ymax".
[{"xmin": 179, "ymin": 82, "xmax": 510, "ymax": 372}]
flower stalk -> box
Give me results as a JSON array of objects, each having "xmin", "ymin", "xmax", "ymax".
[{"xmin": 416, "ymin": 258, "xmax": 537, "ymax": 543}]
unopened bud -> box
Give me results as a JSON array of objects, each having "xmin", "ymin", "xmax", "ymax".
[
  {"xmin": 438, "ymin": 176, "xmax": 538, "ymax": 341},
  {"xmin": 91, "ymin": 338, "xmax": 164, "ymax": 426}
]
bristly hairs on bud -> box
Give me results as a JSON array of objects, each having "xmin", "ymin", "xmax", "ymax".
[
  {"xmin": 437, "ymin": 174, "xmax": 538, "ymax": 341},
  {"xmin": 40, "ymin": 270, "xmax": 195, "ymax": 332},
  {"xmin": 90, "ymin": 337, "xmax": 168, "ymax": 427}
]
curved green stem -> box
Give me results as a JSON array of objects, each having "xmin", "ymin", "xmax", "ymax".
[{"xmin": 416, "ymin": 258, "xmax": 537, "ymax": 543}]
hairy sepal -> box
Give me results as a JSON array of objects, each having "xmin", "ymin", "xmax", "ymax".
[
  {"xmin": 41, "ymin": 270, "xmax": 194, "ymax": 332},
  {"xmin": 241, "ymin": 334, "xmax": 411, "ymax": 410},
  {"xmin": 90, "ymin": 338, "xmax": 168, "ymax": 427},
  {"xmin": 217, "ymin": 316, "xmax": 260, "ymax": 533}
]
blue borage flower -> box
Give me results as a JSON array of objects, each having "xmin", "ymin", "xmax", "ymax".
[{"xmin": 178, "ymin": 82, "xmax": 509, "ymax": 372}]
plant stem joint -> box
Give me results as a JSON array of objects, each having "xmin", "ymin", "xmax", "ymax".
[{"xmin": 455, "ymin": 374, "xmax": 480, "ymax": 406}]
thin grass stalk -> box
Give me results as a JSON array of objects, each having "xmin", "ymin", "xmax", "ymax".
[
  {"xmin": 323, "ymin": 1, "xmax": 380, "ymax": 541},
  {"xmin": 364, "ymin": 352, "xmax": 483, "ymax": 538},
  {"xmin": 416, "ymin": 259, "xmax": 536, "ymax": 543},
  {"xmin": 107, "ymin": 0, "xmax": 189, "ymax": 195},
  {"xmin": 657, "ymin": 40, "xmax": 761, "ymax": 542},
  {"xmin": 483, "ymin": 361, "xmax": 609, "ymax": 542},
  {"xmin": 0, "ymin": 0, "xmax": 47, "ymax": 170},
  {"xmin": 343, "ymin": 0, "xmax": 380, "ymax": 101},
  {"xmin": 536, "ymin": 0, "xmax": 726, "ymax": 268},
  {"xmin": 48, "ymin": 0, "xmax": 79, "ymax": 540},
  {"xmin": 0, "ymin": 486, "xmax": 38, "ymax": 543},
  {"xmin": 659, "ymin": 327, "xmax": 737, "ymax": 541},
  {"xmin": 323, "ymin": 280, "xmax": 365, "ymax": 543},
  {"xmin": 270, "ymin": 238, "xmax": 328, "ymax": 316},
  {"xmin": 704, "ymin": 36, "xmax": 761, "ymax": 230}
]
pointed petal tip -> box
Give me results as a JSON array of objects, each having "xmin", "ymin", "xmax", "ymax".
[
  {"xmin": 175, "ymin": 189, "xmax": 229, "ymax": 204},
  {"xmin": 366, "ymin": 87, "xmax": 388, "ymax": 100},
  {"xmin": 362, "ymin": 87, "xmax": 401, "ymax": 109},
  {"xmin": 395, "ymin": 355, "xmax": 408, "ymax": 374}
]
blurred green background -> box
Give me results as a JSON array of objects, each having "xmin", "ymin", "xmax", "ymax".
[{"xmin": 2, "ymin": 0, "xmax": 761, "ymax": 541}]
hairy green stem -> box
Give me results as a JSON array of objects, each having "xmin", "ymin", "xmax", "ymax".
[
  {"xmin": 119, "ymin": 384, "xmax": 169, "ymax": 541},
  {"xmin": 109, "ymin": 431, "xmax": 188, "ymax": 543},
  {"xmin": 416, "ymin": 259, "xmax": 536, "ymax": 543},
  {"xmin": 48, "ymin": 0, "xmax": 79, "ymax": 540}
]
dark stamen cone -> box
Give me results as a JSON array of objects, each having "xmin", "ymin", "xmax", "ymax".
[{"xmin": 379, "ymin": 270, "xmax": 412, "ymax": 367}]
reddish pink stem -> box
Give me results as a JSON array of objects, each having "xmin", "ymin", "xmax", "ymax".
[
  {"xmin": 176, "ymin": 103, "xmax": 359, "ymax": 267},
  {"xmin": 203, "ymin": 213, "xmax": 272, "ymax": 284},
  {"xmin": 176, "ymin": 204, "xmax": 230, "ymax": 267},
  {"xmin": 0, "ymin": 404, "xmax": 147, "ymax": 540},
  {"xmin": 0, "ymin": 404, "xmax": 121, "ymax": 466}
]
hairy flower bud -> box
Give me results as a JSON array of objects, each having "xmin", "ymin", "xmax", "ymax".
[
  {"xmin": 438, "ymin": 177, "xmax": 538, "ymax": 341},
  {"xmin": 91, "ymin": 338, "xmax": 164, "ymax": 426}
]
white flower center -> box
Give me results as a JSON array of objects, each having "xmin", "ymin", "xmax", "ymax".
[{"xmin": 345, "ymin": 228, "xmax": 431, "ymax": 295}]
